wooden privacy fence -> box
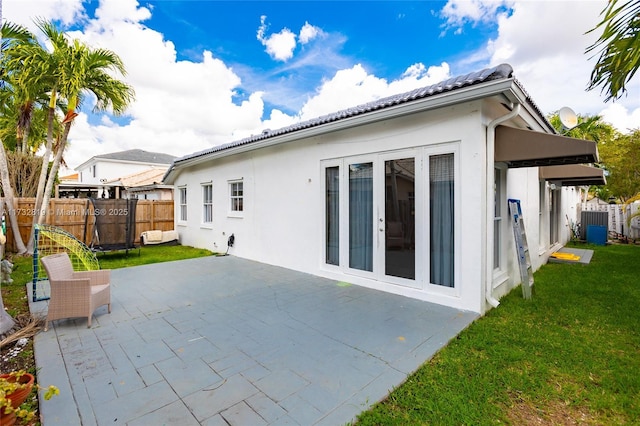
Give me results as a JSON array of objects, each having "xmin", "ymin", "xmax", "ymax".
[{"xmin": 1, "ymin": 198, "xmax": 175, "ymax": 253}]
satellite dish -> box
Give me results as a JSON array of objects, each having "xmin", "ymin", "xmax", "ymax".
[{"xmin": 558, "ymin": 107, "xmax": 578, "ymax": 131}]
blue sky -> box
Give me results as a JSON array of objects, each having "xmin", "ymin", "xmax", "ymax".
[
  {"xmin": 4, "ymin": 0, "xmax": 639, "ymax": 171},
  {"xmin": 140, "ymin": 1, "xmax": 502, "ymax": 114}
]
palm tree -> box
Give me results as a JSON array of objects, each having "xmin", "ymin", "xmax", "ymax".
[
  {"xmin": 586, "ymin": 0, "xmax": 640, "ymax": 101},
  {"xmin": 0, "ymin": 0, "xmax": 18, "ymax": 335},
  {"xmin": 28, "ymin": 20, "xmax": 134, "ymax": 251},
  {"xmin": 0, "ymin": 21, "xmax": 38, "ymax": 254}
]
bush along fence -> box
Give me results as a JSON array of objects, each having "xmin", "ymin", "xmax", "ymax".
[{"xmin": 0, "ymin": 198, "xmax": 174, "ymax": 253}]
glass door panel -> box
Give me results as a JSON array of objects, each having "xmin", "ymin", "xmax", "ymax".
[
  {"xmin": 349, "ymin": 162, "xmax": 373, "ymax": 272},
  {"xmin": 384, "ymin": 158, "xmax": 416, "ymax": 280},
  {"xmin": 429, "ymin": 153, "xmax": 455, "ymax": 287},
  {"xmin": 325, "ymin": 166, "xmax": 340, "ymax": 265}
]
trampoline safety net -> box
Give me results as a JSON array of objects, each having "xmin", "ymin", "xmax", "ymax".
[{"xmin": 87, "ymin": 198, "xmax": 138, "ymax": 252}]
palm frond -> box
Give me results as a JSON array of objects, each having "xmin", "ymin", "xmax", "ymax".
[{"xmin": 586, "ymin": 0, "xmax": 640, "ymax": 101}]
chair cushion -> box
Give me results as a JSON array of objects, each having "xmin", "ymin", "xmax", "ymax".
[
  {"xmin": 91, "ymin": 284, "xmax": 110, "ymax": 294},
  {"xmin": 145, "ymin": 230, "xmax": 164, "ymax": 242}
]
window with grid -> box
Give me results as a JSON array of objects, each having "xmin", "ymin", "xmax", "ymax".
[
  {"xmin": 179, "ymin": 186, "xmax": 187, "ymax": 221},
  {"xmin": 202, "ymin": 184, "xmax": 213, "ymax": 223},
  {"xmin": 229, "ymin": 181, "xmax": 243, "ymax": 213}
]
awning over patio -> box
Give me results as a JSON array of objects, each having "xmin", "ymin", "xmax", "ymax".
[
  {"xmin": 495, "ymin": 125, "xmax": 599, "ymax": 168},
  {"xmin": 538, "ymin": 164, "xmax": 606, "ymax": 186}
]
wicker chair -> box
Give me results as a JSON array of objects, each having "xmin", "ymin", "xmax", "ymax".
[{"xmin": 40, "ymin": 252, "xmax": 111, "ymax": 331}]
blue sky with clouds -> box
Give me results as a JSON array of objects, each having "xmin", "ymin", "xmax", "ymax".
[{"xmin": 4, "ymin": 0, "xmax": 639, "ymax": 171}]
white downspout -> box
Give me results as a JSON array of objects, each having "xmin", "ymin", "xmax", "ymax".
[{"xmin": 485, "ymin": 103, "xmax": 521, "ymax": 309}]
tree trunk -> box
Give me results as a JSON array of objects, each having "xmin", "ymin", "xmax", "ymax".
[
  {"xmin": 0, "ymin": 143, "xmax": 27, "ymax": 254},
  {"xmin": 35, "ymin": 121, "xmax": 71, "ymax": 230},
  {"xmin": 0, "ymin": 201, "xmax": 16, "ymax": 335},
  {"xmin": 0, "ymin": 0, "xmax": 19, "ymax": 334},
  {"xmin": 0, "ymin": 281, "xmax": 15, "ymax": 334},
  {"xmin": 26, "ymin": 106, "xmax": 55, "ymax": 253}
]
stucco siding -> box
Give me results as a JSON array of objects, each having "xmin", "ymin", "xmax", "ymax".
[{"xmin": 173, "ymin": 102, "xmax": 487, "ymax": 312}]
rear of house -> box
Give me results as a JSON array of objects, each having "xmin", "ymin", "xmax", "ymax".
[{"xmin": 163, "ymin": 64, "xmax": 603, "ymax": 314}]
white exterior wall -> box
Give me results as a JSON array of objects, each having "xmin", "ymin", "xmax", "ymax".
[
  {"xmin": 174, "ymin": 102, "xmax": 488, "ymax": 312},
  {"xmin": 499, "ymin": 169, "xmax": 584, "ymax": 300},
  {"xmin": 79, "ymin": 161, "xmax": 166, "ymax": 184},
  {"xmin": 172, "ymin": 97, "xmax": 587, "ymax": 314}
]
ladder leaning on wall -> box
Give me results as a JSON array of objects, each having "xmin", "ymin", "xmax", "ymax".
[{"xmin": 508, "ymin": 199, "xmax": 534, "ymax": 299}]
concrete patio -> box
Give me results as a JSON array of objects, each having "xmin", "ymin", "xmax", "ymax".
[{"xmin": 29, "ymin": 255, "xmax": 478, "ymax": 425}]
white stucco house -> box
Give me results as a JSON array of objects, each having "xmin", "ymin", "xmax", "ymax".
[
  {"xmin": 163, "ymin": 64, "xmax": 604, "ymax": 314},
  {"xmin": 58, "ymin": 149, "xmax": 176, "ymax": 199},
  {"xmin": 77, "ymin": 149, "xmax": 176, "ymax": 184},
  {"xmin": 107, "ymin": 167, "xmax": 174, "ymax": 200}
]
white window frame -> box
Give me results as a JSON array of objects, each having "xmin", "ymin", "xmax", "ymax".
[
  {"xmin": 228, "ymin": 180, "xmax": 244, "ymax": 218},
  {"xmin": 202, "ymin": 183, "xmax": 213, "ymax": 225},
  {"xmin": 492, "ymin": 165, "xmax": 509, "ymax": 286},
  {"xmin": 493, "ymin": 166, "xmax": 507, "ymax": 273},
  {"xmin": 539, "ymin": 180, "xmax": 547, "ymax": 252},
  {"xmin": 178, "ymin": 186, "xmax": 187, "ymax": 222},
  {"xmin": 321, "ymin": 160, "xmax": 342, "ymax": 270},
  {"xmin": 423, "ymin": 143, "xmax": 460, "ymax": 297}
]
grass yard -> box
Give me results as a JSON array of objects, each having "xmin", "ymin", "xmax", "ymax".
[
  {"xmin": 356, "ymin": 243, "xmax": 640, "ymax": 425},
  {"xmin": 2, "ymin": 243, "xmax": 638, "ymax": 425}
]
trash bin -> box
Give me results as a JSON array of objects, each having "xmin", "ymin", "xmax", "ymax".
[{"xmin": 586, "ymin": 225, "xmax": 607, "ymax": 245}]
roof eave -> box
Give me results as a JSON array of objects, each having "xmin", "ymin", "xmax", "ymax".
[{"xmin": 164, "ymin": 78, "xmax": 521, "ymax": 184}]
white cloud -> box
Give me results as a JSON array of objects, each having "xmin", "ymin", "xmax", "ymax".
[
  {"xmin": 299, "ymin": 22, "xmax": 322, "ymax": 44},
  {"xmin": 4, "ymin": 0, "xmax": 86, "ymax": 28},
  {"xmin": 440, "ymin": 0, "xmax": 512, "ymax": 34},
  {"xmin": 600, "ymin": 104, "xmax": 640, "ymax": 133},
  {"xmin": 298, "ymin": 62, "xmax": 451, "ymax": 120},
  {"xmin": 8, "ymin": 0, "xmax": 270, "ymax": 171},
  {"xmin": 445, "ymin": 0, "xmax": 639, "ymax": 133},
  {"xmin": 256, "ymin": 18, "xmax": 325, "ymax": 62},
  {"xmin": 95, "ymin": 0, "xmax": 151, "ymax": 24},
  {"xmin": 6, "ymin": 0, "xmax": 637, "ymax": 177},
  {"xmin": 257, "ymin": 16, "xmax": 297, "ymax": 62}
]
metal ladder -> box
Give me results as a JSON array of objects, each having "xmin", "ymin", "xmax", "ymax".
[{"xmin": 508, "ymin": 199, "xmax": 534, "ymax": 299}]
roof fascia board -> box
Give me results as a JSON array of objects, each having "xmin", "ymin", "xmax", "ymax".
[
  {"xmin": 509, "ymin": 83, "xmax": 555, "ymax": 133},
  {"xmin": 75, "ymin": 158, "xmax": 95, "ymax": 171},
  {"xmin": 57, "ymin": 182, "xmax": 122, "ymax": 188},
  {"xmin": 128, "ymin": 184, "xmax": 173, "ymax": 191},
  {"xmin": 97, "ymin": 158, "xmax": 172, "ymax": 166},
  {"xmin": 168, "ymin": 78, "xmax": 520, "ymax": 177},
  {"xmin": 76, "ymin": 158, "xmax": 172, "ymax": 171}
]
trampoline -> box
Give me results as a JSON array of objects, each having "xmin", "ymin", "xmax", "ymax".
[{"xmin": 85, "ymin": 198, "xmax": 139, "ymax": 255}]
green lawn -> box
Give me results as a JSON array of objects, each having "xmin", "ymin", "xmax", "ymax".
[
  {"xmin": 95, "ymin": 244, "xmax": 215, "ymax": 270},
  {"xmin": 356, "ymin": 243, "xmax": 640, "ymax": 425}
]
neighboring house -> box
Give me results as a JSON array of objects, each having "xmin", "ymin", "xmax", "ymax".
[
  {"xmin": 586, "ymin": 196, "xmax": 610, "ymax": 205},
  {"xmin": 163, "ymin": 64, "xmax": 604, "ymax": 314},
  {"xmin": 58, "ymin": 149, "xmax": 176, "ymax": 199},
  {"xmin": 77, "ymin": 149, "xmax": 176, "ymax": 184},
  {"xmin": 107, "ymin": 167, "xmax": 174, "ymax": 200},
  {"xmin": 59, "ymin": 172, "xmax": 79, "ymax": 183}
]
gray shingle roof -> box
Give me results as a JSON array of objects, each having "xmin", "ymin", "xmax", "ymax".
[
  {"xmin": 173, "ymin": 64, "xmax": 515, "ymax": 166},
  {"xmin": 97, "ymin": 149, "xmax": 176, "ymax": 164}
]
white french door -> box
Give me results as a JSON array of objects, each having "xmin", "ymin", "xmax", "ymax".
[
  {"xmin": 338, "ymin": 151, "xmax": 420, "ymax": 288},
  {"xmin": 377, "ymin": 153, "xmax": 419, "ymax": 287},
  {"xmin": 323, "ymin": 145, "xmax": 457, "ymax": 292}
]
